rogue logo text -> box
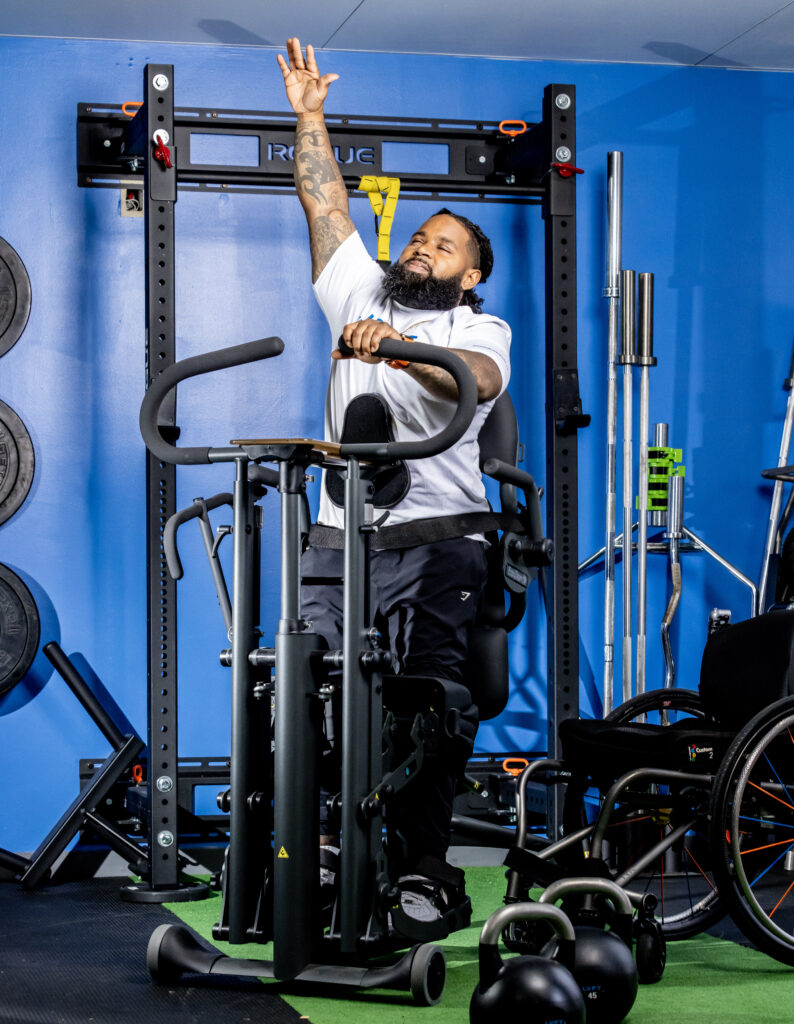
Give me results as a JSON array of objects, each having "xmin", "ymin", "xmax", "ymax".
[{"xmin": 267, "ymin": 143, "xmax": 376, "ymax": 165}]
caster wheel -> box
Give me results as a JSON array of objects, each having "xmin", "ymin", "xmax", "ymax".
[
  {"xmin": 636, "ymin": 927, "xmax": 666, "ymax": 984},
  {"xmin": 410, "ymin": 944, "xmax": 446, "ymax": 1005}
]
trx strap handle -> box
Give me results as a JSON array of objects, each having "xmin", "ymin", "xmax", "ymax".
[
  {"xmin": 336, "ymin": 337, "xmax": 477, "ymax": 460},
  {"xmin": 358, "ymin": 175, "xmax": 400, "ymax": 263},
  {"xmin": 139, "ymin": 336, "xmax": 284, "ymax": 464}
]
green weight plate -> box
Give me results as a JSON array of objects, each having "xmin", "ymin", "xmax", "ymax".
[
  {"xmin": 0, "ymin": 563, "xmax": 39, "ymax": 697},
  {"xmin": 0, "ymin": 400, "xmax": 35, "ymax": 525},
  {"xmin": 0, "ymin": 238, "xmax": 32, "ymax": 357}
]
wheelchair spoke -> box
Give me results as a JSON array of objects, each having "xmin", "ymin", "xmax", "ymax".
[
  {"xmin": 746, "ymin": 842, "xmax": 794, "ymax": 890},
  {"xmin": 769, "ymin": 878, "xmax": 794, "ymax": 920},
  {"xmin": 762, "ymin": 751, "xmax": 794, "ymax": 808},
  {"xmin": 613, "ymin": 817, "xmax": 720, "ymax": 934},
  {"xmin": 748, "ymin": 778, "xmax": 794, "ymax": 814},
  {"xmin": 683, "ymin": 844, "xmax": 716, "ymax": 891}
]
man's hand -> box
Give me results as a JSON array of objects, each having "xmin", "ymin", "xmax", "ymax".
[
  {"xmin": 333, "ymin": 319, "xmax": 404, "ymax": 364},
  {"xmin": 277, "ymin": 38, "xmax": 339, "ymax": 115}
]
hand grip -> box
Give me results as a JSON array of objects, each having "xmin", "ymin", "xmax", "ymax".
[
  {"xmin": 163, "ymin": 493, "xmax": 233, "ymax": 580},
  {"xmin": 139, "ymin": 336, "xmax": 284, "ymax": 464}
]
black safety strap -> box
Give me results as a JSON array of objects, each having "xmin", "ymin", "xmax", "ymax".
[{"xmin": 308, "ymin": 510, "xmax": 528, "ymax": 552}]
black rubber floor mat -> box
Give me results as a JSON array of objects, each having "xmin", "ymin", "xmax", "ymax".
[{"xmin": 0, "ymin": 878, "xmax": 301, "ymax": 1024}]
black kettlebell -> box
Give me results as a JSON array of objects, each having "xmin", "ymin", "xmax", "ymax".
[
  {"xmin": 470, "ymin": 902, "xmax": 585, "ymax": 1024},
  {"xmin": 539, "ymin": 878, "xmax": 639, "ymax": 1024}
]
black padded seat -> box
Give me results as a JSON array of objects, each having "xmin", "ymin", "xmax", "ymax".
[
  {"xmin": 559, "ymin": 717, "xmax": 735, "ymax": 779},
  {"xmin": 382, "ymin": 674, "xmax": 473, "ymax": 715}
]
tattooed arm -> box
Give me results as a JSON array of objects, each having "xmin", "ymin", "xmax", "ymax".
[{"xmin": 277, "ymin": 38, "xmax": 355, "ymax": 282}]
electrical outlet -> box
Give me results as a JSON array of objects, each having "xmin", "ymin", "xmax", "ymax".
[{"xmin": 121, "ymin": 188, "xmax": 144, "ymax": 218}]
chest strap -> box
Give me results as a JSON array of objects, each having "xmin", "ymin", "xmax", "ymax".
[{"xmin": 309, "ymin": 511, "xmax": 527, "ymax": 552}]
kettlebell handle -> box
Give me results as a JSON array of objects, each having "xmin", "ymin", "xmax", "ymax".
[
  {"xmin": 538, "ymin": 877, "xmax": 633, "ymax": 915},
  {"xmin": 478, "ymin": 903, "xmax": 577, "ymax": 991},
  {"xmin": 539, "ymin": 876, "xmax": 635, "ymax": 949}
]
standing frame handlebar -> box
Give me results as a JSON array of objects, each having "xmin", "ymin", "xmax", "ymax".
[
  {"xmin": 139, "ymin": 336, "xmax": 285, "ymax": 464},
  {"xmin": 139, "ymin": 334, "xmax": 476, "ymax": 467},
  {"xmin": 336, "ymin": 338, "xmax": 478, "ymax": 460}
]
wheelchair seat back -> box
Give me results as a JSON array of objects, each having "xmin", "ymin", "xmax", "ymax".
[{"xmin": 699, "ymin": 609, "xmax": 794, "ymax": 730}]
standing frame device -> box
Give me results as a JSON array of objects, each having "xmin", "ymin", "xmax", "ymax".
[{"xmin": 75, "ymin": 64, "xmax": 587, "ymax": 891}]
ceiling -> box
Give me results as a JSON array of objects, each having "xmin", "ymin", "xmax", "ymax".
[{"xmin": 2, "ymin": 0, "xmax": 794, "ymax": 71}]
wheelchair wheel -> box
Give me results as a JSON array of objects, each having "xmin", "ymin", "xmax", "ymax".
[
  {"xmin": 563, "ymin": 688, "xmax": 724, "ymax": 941},
  {"xmin": 605, "ymin": 687, "xmax": 705, "ymax": 724},
  {"xmin": 710, "ymin": 695, "xmax": 794, "ymax": 965}
]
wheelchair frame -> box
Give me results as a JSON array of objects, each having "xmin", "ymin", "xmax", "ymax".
[{"xmin": 505, "ymin": 664, "xmax": 794, "ymax": 967}]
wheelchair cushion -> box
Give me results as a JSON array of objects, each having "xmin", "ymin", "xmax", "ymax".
[
  {"xmin": 699, "ymin": 609, "xmax": 794, "ymax": 730},
  {"xmin": 559, "ymin": 717, "xmax": 735, "ymax": 780}
]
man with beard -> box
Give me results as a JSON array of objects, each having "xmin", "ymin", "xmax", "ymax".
[{"xmin": 278, "ymin": 38, "xmax": 511, "ymax": 930}]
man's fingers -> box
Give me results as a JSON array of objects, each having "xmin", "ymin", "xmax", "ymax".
[
  {"xmin": 305, "ymin": 43, "xmax": 319, "ymax": 72},
  {"xmin": 276, "ymin": 53, "xmax": 290, "ymax": 76},
  {"xmin": 290, "ymin": 37, "xmax": 306, "ymax": 69},
  {"xmin": 321, "ymin": 73, "xmax": 340, "ymax": 89}
]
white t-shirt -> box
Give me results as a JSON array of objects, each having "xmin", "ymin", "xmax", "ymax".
[{"xmin": 313, "ymin": 231, "xmax": 512, "ymax": 529}]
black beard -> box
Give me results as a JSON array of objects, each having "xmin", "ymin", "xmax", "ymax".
[{"xmin": 381, "ymin": 261, "xmax": 464, "ymax": 310}]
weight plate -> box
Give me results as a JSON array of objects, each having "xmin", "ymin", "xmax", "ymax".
[
  {"xmin": 0, "ymin": 238, "xmax": 32, "ymax": 357},
  {"xmin": 0, "ymin": 400, "xmax": 35, "ymax": 525},
  {"xmin": 0, "ymin": 564, "xmax": 40, "ymax": 697}
]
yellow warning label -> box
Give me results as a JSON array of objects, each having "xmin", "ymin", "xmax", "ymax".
[{"xmin": 278, "ymin": 846, "xmax": 289, "ymax": 859}]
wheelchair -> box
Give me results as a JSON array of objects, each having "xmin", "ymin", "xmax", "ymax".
[{"xmin": 502, "ymin": 605, "xmax": 794, "ymax": 968}]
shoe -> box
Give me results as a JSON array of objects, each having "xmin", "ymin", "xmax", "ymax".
[
  {"xmin": 391, "ymin": 855, "xmax": 472, "ymax": 939},
  {"xmin": 396, "ymin": 873, "xmax": 462, "ymax": 923}
]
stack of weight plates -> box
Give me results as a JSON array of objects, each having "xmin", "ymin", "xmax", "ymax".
[{"xmin": 0, "ymin": 236, "xmax": 38, "ymax": 696}]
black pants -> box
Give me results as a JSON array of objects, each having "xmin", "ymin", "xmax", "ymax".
[{"xmin": 301, "ymin": 537, "xmax": 488, "ymax": 864}]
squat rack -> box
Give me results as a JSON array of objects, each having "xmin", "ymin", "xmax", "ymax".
[{"xmin": 76, "ymin": 63, "xmax": 587, "ymax": 895}]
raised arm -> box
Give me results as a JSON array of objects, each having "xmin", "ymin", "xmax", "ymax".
[{"xmin": 277, "ymin": 38, "xmax": 355, "ymax": 282}]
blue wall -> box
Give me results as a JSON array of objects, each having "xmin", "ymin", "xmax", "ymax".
[{"xmin": 1, "ymin": 36, "xmax": 792, "ymax": 851}]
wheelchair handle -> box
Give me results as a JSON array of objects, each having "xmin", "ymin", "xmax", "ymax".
[
  {"xmin": 139, "ymin": 336, "xmax": 285, "ymax": 465},
  {"xmin": 336, "ymin": 337, "xmax": 477, "ymax": 460}
]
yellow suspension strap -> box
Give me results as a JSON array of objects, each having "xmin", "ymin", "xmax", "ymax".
[{"xmin": 358, "ymin": 175, "xmax": 401, "ymax": 265}]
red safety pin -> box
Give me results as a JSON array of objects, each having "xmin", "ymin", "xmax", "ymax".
[
  {"xmin": 551, "ymin": 161, "xmax": 584, "ymax": 178},
  {"xmin": 153, "ymin": 132, "xmax": 172, "ymax": 168}
]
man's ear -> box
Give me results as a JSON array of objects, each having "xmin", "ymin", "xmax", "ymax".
[{"xmin": 461, "ymin": 268, "xmax": 482, "ymax": 292}]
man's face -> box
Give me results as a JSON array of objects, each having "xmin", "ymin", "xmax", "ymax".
[
  {"xmin": 398, "ymin": 215, "xmax": 481, "ymax": 290},
  {"xmin": 382, "ymin": 214, "xmax": 482, "ymax": 311}
]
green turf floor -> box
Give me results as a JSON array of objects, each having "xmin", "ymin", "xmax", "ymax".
[{"xmin": 168, "ymin": 867, "xmax": 794, "ymax": 1023}]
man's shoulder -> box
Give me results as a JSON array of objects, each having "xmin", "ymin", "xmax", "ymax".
[
  {"xmin": 451, "ymin": 305, "xmax": 511, "ymax": 338},
  {"xmin": 315, "ymin": 230, "xmax": 382, "ymax": 287},
  {"xmin": 313, "ymin": 230, "xmax": 386, "ymax": 323}
]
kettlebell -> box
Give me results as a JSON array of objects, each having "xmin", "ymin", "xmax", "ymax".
[
  {"xmin": 539, "ymin": 878, "xmax": 639, "ymax": 1024},
  {"xmin": 470, "ymin": 902, "xmax": 585, "ymax": 1024}
]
